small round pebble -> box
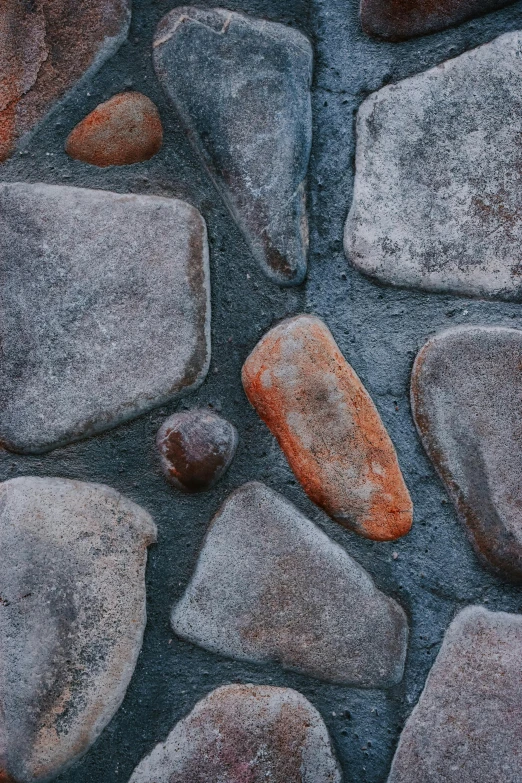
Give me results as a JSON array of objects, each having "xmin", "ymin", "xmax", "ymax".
[{"xmin": 156, "ymin": 410, "xmax": 238, "ymax": 492}]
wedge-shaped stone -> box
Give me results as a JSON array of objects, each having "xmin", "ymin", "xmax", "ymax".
[
  {"xmin": 388, "ymin": 606, "xmax": 522, "ymax": 783},
  {"xmin": 153, "ymin": 7, "xmax": 312, "ymax": 286},
  {"xmin": 129, "ymin": 684, "xmax": 341, "ymax": 783},
  {"xmin": 0, "ymin": 0, "xmax": 130, "ymax": 161},
  {"xmin": 411, "ymin": 326, "xmax": 522, "ymax": 581},
  {"xmin": 172, "ymin": 482, "xmax": 408, "ymax": 686},
  {"xmin": 0, "ymin": 183, "xmax": 210, "ymax": 453},
  {"xmin": 346, "ymin": 32, "xmax": 522, "ymax": 300},
  {"xmin": 0, "ymin": 476, "xmax": 156, "ymax": 783},
  {"xmin": 242, "ymin": 315, "xmax": 412, "ymax": 541}
]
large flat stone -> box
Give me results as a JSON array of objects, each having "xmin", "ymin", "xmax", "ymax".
[
  {"xmin": 172, "ymin": 481, "xmax": 408, "ymax": 687},
  {"xmin": 153, "ymin": 7, "xmax": 312, "ymax": 286},
  {"xmin": 0, "ymin": 476, "xmax": 157, "ymax": 783},
  {"xmin": 0, "ymin": 0, "xmax": 130, "ymax": 161},
  {"xmin": 388, "ymin": 606, "xmax": 522, "ymax": 783},
  {"xmin": 411, "ymin": 326, "xmax": 522, "ymax": 582},
  {"xmin": 0, "ymin": 183, "xmax": 210, "ymax": 453},
  {"xmin": 242, "ymin": 315, "xmax": 412, "ymax": 541},
  {"xmin": 345, "ymin": 32, "xmax": 522, "ymax": 300},
  {"xmin": 129, "ymin": 684, "xmax": 341, "ymax": 783}
]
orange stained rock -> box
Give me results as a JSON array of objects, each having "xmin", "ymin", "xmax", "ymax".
[
  {"xmin": 65, "ymin": 92, "xmax": 163, "ymax": 167},
  {"xmin": 242, "ymin": 315, "xmax": 413, "ymax": 541}
]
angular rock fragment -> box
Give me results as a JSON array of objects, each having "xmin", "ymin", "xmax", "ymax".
[
  {"xmin": 411, "ymin": 325, "xmax": 522, "ymax": 581},
  {"xmin": 153, "ymin": 7, "xmax": 312, "ymax": 286},
  {"xmin": 65, "ymin": 92, "xmax": 163, "ymax": 167},
  {"xmin": 129, "ymin": 684, "xmax": 341, "ymax": 783},
  {"xmin": 242, "ymin": 315, "xmax": 412, "ymax": 541},
  {"xmin": 0, "ymin": 0, "xmax": 130, "ymax": 161},
  {"xmin": 172, "ymin": 482, "xmax": 408, "ymax": 686},
  {"xmin": 0, "ymin": 183, "xmax": 210, "ymax": 454},
  {"xmin": 156, "ymin": 409, "xmax": 238, "ymax": 492},
  {"xmin": 345, "ymin": 32, "xmax": 522, "ymax": 300},
  {"xmin": 0, "ymin": 476, "xmax": 157, "ymax": 783},
  {"xmin": 388, "ymin": 606, "xmax": 522, "ymax": 783}
]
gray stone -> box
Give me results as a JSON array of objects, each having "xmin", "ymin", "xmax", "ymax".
[
  {"xmin": 153, "ymin": 7, "xmax": 312, "ymax": 286},
  {"xmin": 0, "ymin": 476, "xmax": 157, "ymax": 783},
  {"xmin": 0, "ymin": 183, "xmax": 210, "ymax": 454},
  {"xmin": 411, "ymin": 325, "xmax": 522, "ymax": 582},
  {"xmin": 388, "ymin": 606, "xmax": 522, "ymax": 783},
  {"xmin": 128, "ymin": 684, "xmax": 341, "ymax": 783},
  {"xmin": 172, "ymin": 481, "xmax": 408, "ymax": 687},
  {"xmin": 345, "ymin": 31, "xmax": 522, "ymax": 300}
]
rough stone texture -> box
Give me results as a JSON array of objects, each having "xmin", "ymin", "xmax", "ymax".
[
  {"xmin": 0, "ymin": 182, "xmax": 210, "ymax": 454},
  {"xmin": 156, "ymin": 409, "xmax": 238, "ymax": 492},
  {"xmin": 360, "ymin": 0, "xmax": 515, "ymax": 41},
  {"xmin": 411, "ymin": 326, "xmax": 522, "ymax": 581},
  {"xmin": 153, "ymin": 7, "xmax": 312, "ymax": 286},
  {"xmin": 129, "ymin": 684, "xmax": 341, "ymax": 783},
  {"xmin": 172, "ymin": 481, "xmax": 408, "ymax": 686},
  {"xmin": 242, "ymin": 315, "xmax": 412, "ymax": 540},
  {"xmin": 345, "ymin": 31, "xmax": 522, "ymax": 301},
  {"xmin": 0, "ymin": 0, "xmax": 130, "ymax": 162},
  {"xmin": 0, "ymin": 476, "xmax": 157, "ymax": 783},
  {"xmin": 65, "ymin": 92, "xmax": 163, "ymax": 167},
  {"xmin": 388, "ymin": 606, "xmax": 522, "ymax": 783}
]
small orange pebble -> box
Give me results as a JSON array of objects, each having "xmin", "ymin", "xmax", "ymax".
[{"xmin": 242, "ymin": 315, "xmax": 413, "ymax": 541}]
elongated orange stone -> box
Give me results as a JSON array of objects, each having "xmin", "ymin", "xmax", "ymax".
[{"xmin": 242, "ymin": 315, "xmax": 412, "ymax": 541}]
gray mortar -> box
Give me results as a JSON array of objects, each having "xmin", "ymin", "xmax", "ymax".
[{"xmin": 1, "ymin": 0, "xmax": 522, "ymax": 781}]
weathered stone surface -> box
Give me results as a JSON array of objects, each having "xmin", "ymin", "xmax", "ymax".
[
  {"xmin": 65, "ymin": 92, "xmax": 163, "ymax": 167},
  {"xmin": 242, "ymin": 315, "xmax": 412, "ymax": 541},
  {"xmin": 0, "ymin": 183, "xmax": 210, "ymax": 454},
  {"xmin": 388, "ymin": 606, "xmax": 522, "ymax": 783},
  {"xmin": 172, "ymin": 482, "xmax": 408, "ymax": 686},
  {"xmin": 0, "ymin": 0, "xmax": 130, "ymax": 162},
  {"xmin": 345, "ymin": 32, "xmax": 522, "ymax": 300},
  {"xmin": 153, "ymin": 7, "xmax": 312, "ymax": 286},
  {"xmin": 360, "ymin": 0, "xmax": 514, "ymax": 41},
  {"xmin": 156, "ymin": 409, "xmax": 238, "ymax": 492},
  {"xmin": 129, "ymin": 684, "xmax": 341, "ymax": 783},
  {"xmin": 411, "ymin": 325, "xmax": 522, "ymax": 582},
  {"xmin": 0, "ymin": 476, "xmax": 157, "ymax": 783}
]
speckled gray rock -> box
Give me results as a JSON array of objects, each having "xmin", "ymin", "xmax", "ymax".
[
  {"xmin": 128, "ymin": 684, "xmax": 341, "ymax": 783},
  {"xmin": 345, "ymin": 31, "xmax": 522, "ymax": 300},
  {"xmin": 388, "ymin": 606, "xmax": 522, "ymax": 783},
  {"xmin": 0, "ymin": 183, "xmax": 210, "ymax": 454},
  {"xmin": 0, "ymin": 476, "xmax": 157, "ymax": 783},
  {"xmin": 156, "ymin": 409, "xmax": 238, "ymax": 492},
  {"xmin": 172, "ymin": 481, "xmax": 408, "ymax": 686},
  {"xmin": 411, "ymin": 326, "xmax": 522, "ymax": 582},
  {"xmin": 153, "ymin": 7, "xmax": 312, "ymax": 286}
]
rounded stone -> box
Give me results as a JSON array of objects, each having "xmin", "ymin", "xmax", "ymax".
[
  {"xmin": 156, "ymin": 409, "xmax": 238, "ymax": 492},
  {"xmin": 65, "ymin": 91, "xmax": 163, "ymax": 167}
]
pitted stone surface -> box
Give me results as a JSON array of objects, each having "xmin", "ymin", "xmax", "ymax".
[
  {"xmin": 0, "ymin": 183, "xmax": 210, "ymax": 454},
  {"xmin": 388, "ymin": 606, "xmax": 522, "ymax": 783},
  {"xmin": 65, "ymin": 92, "xmax": 163, "ymax": 167},
  {"xmin": 129, "ymin": 684, "xmax": 341, "ymax": 783},
  {"xmin": 153, "ymin": 7, "xmax": 312, "ymax": 286},
  {"xmin": 242, "ymin": 315, "xmax": 412, "ymax": 540},
  {"xmin": 345, "ymin": 31, "xmax": 522, "ymax": 300},
  {"xmin": 172, "ymin": 482, "xmax": 408, "ymax": 686},
  {"xmin": 156, "ymin": 409, "xmax": 238, "ymax": 492},
  {"xmin": 0, "ymin": 476, "xmax": 157, "ymax": 783},
  {"xmin": 411, "ymin": 326, "xmax": 522, "ymax": 581},
  {"xmin": 0, "ymin": 0, "xmax": 130, "ymax": 161}
]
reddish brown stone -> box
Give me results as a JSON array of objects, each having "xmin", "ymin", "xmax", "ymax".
[
  {"xmin": 242, "ymin": 315, "xmax": 412, "ymax": 541},
  {"xmin": 0, "ymin": 0, "xmax": 129, "ymax": 162},
  {"xmin": 65, "ymin": 92, "xmax": 163, "ymax": 167}
]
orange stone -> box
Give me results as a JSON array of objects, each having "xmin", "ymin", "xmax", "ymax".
[
  {"xmin": 65, "ymin": 92, "xmax": 163, "ymax": 167},
  {"xmin": 242, "ymin": 315, "xmax": 412, "ymax": 541}
]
